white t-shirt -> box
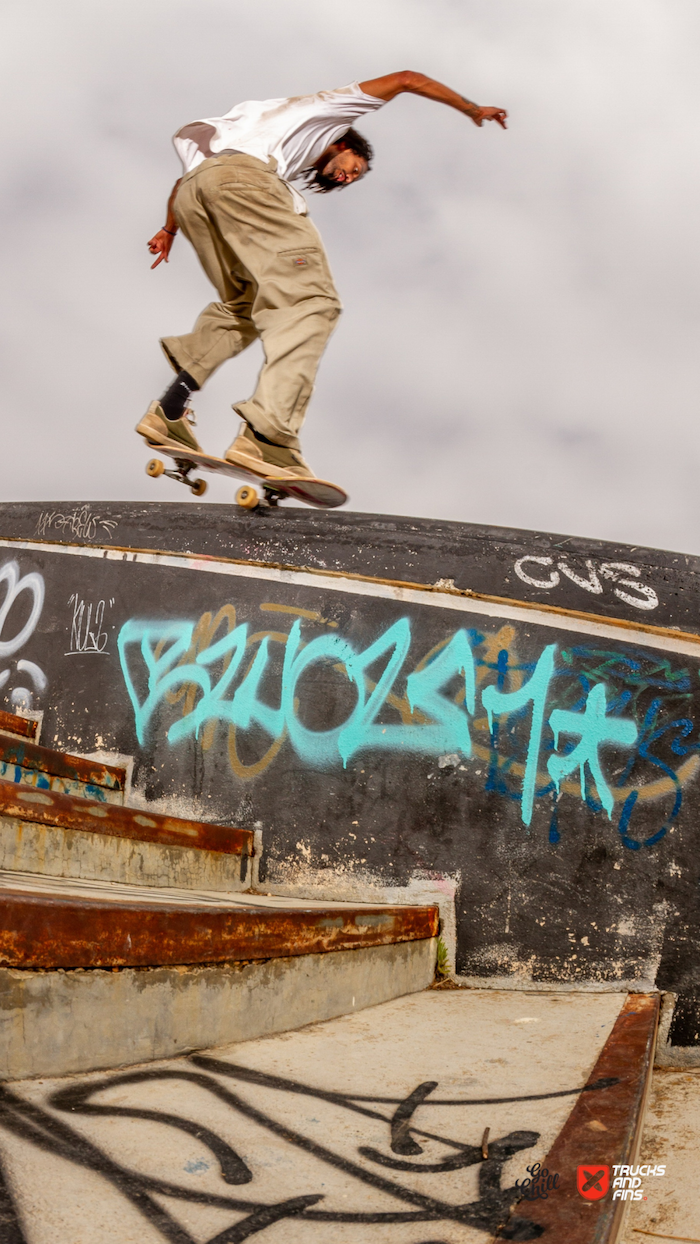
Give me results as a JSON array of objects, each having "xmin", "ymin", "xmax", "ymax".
[{"xmin": 173, "ymin": 82, "xmax": 385, "ymax": 213}]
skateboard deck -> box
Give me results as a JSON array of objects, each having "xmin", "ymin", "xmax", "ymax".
[{"xmin": 141, "ymin": 437, "xmax": 348, "ymax": 510}]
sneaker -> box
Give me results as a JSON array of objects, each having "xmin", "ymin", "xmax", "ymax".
[
  {"xmin": 136, "ymin": 401, "xmax": 202, "ymax": 453},
  {"xmin": 224, "ymin": 423, "xmax": 315, "ymax": 479}
]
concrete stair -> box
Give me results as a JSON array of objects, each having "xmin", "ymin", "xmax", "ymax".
[
  {"xmin": 0, "ymin": 777, "xmax": 252, "ymax": 890},
  {"xmin": 0, "ymin": 711, "xmax": 439, "ymax": 1079},
  {"xmin": 0, "ymin": 870, "xmax": 436, "ymax": 969},
  {"xmin": 0, "ymin": 731, "xmax": 125, "ymax": 803}
]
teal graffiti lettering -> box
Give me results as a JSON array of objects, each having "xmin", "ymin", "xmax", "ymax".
[
  {"xmin": 117, "ymin": 617, "xmax": 642, "ymax": 829},
  {"xmin": 117, "ymin": 619, "xmax": 197, "ymax": 746},
  {"xmin": 405, "ymin": 630, "xmax": 476, "ymax": 756},
  {"xmin": 482, "ymin": 645, "xmax": 556, "ymax": 827},
  {"xmin": 338, "ymin": 618, "xmax": 413, "ymax": 764},
  {"xmin": 548, "ymin": 682, "xmax": 639, "ymax": 818},
  {"xmin": 283, "ymin": 621, "xmax": 360, "ymax": 767}
]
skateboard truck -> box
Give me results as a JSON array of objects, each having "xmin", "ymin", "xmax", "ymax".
[{"xmin": 146, "ymin": 457, "xmax": 208, "ymax": 498}]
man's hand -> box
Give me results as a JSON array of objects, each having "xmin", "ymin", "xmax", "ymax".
[
  {"xmin": 471, "ymin": 106, "xmax": 507, "ymax": 129},
  {"xmin": 148, "ymin": 228, "xmax": 176, "ymax": 269}
]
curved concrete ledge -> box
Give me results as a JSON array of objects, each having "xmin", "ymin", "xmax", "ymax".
[
  {"xmin": 0, "ymin": 938, "xmax": 437, "ymax": 1079},
  {"xmin": 0, "ymin": 887, "xmax": 439, "ymax": 968}
]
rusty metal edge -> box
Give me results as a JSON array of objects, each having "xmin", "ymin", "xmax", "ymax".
[
  {"xmin": 496, "ymin": 993, "xmax": 659, "ymax": 1243},
  {"xmin": 0, "ymin": 710, "xmax": 37, "ymax": 741},
  {"xmin": 9, "ymin": 535, "xmax": 700, "ymax": 648},
  {"xmin": 608, "ymin": 1000, "xmax": 660, "ymax": 1244},
  {"xmin": 0, "ymin": 780, "xmax": 253, "ymax": 857},
  {"xmin": 0, "ymin": 737, "xmax": 125, "ymax": 791},
  {"xmin": 0, "ymin": 891, "xmax": 440, "ymax": 967}
]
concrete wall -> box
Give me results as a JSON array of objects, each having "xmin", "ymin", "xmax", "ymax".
[
  {"xmin": 0, "ymin": 502, "xmax": 699, "ymax": 1051},
  {"xmin": 0, "ymin": 938, "xmax": 437, "ymax": 1079}
]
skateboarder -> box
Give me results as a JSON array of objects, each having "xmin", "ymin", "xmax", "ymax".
[{"xmin": 140, "ymin": 72, "xmax": 507, "ymax": 481}]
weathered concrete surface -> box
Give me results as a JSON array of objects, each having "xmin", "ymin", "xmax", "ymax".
[
  {"xmin": 619, "ymin": 1067, "xmax": 700, "ymax": 1244},
  {"xmin": 0, "ymin": 938, "xmax": 436, "ymax": 1079},
  {"xmin": 0, "ymin": 989, "xmax": 627, "ymax": 1242},
  {"xmin": 0, "ymin": 780, "xmax": 253, "ymax": 856},
  {"xmin": 0, "ymin": 817, "xmax": 249, "ymax": 891},
  {"xmin": 0, "ymin": 734, "xmax": 125, "ymax": 797},
  {"xmin": 655, "ymin": 990, "xmax": 700, "ymax": 1068},
  {"xmin": 0, "ymin": 708, "xmax": 38, "ymax": 740},
  {"xmin": 0, "ymin": 868, "xmax": 438, "ymax": 969},
  {"xmin": 505, "ymin": 994, "xmax": 659, "ymax": 1244}
]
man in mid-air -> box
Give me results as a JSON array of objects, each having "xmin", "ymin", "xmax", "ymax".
[{"xmin": 142, "ymin": 72, "xmax": 507, "ymax": 481}]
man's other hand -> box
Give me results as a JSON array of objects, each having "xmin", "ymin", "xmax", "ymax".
[
  {"xmin": 148, "ymin": 229, "xmax": 175, "ymax": 269},
  {"xmin": 472, "ymin": 106, "xmax": 507, "ymax": 129}
]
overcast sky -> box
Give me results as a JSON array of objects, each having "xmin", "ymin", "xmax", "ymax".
[{"xmin": 2, "ymin": 0, "xmax": 700, "ymax": 552}]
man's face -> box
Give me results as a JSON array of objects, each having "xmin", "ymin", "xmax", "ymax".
[{"xmin": 319, "ymin": 145, "xmax": 368, "ymax": 186}]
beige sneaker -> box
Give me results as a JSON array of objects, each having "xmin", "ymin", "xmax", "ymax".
[
  {"xmin": 224, "ymin": 423, "xmax": 315, "ymax": 479},
  {"xmin": 136, "ymin": 401, "xmax": 202, "ymax": 453}
]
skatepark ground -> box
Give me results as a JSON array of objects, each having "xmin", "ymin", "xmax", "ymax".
[{"xmin": 0, "ymin": 989, "xmax": 696, "ymax": 1244}]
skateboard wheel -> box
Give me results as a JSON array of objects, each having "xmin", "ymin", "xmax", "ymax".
[
  {"xmin": 236, "ymin": 485, "xmax": 259, "ymax": 510},
  {"xmin": 190, "ymin": 478, "xmax": 208, "ymax": 497},
  {"xmin": 146, "ymin": 458, "xmax": 164, "ymax": 478}
]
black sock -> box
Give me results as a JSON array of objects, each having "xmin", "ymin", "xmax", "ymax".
[
  {"xmin": 159, "ymin": 370, "xmax": 200, "ymax": 422},
  {"xmin": 249, "ymin": 425, "xmax": 278, "ymax": 447}
]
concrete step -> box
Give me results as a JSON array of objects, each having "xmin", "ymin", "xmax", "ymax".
[
  {"xmin": 0, "ymin": 870, "xmax": 437, "ymax": 969},
  {"xmin": 0, "ymin": 707, "xmax": 39, "ymax": 741},
  {"xmin": 0, "ymin": 873, "xmax": 438, "ymax": 1078},
  {"xmin": 0, "ymin": 779, "xmax": 253, "ymax": 891},
  {"xmin": 0, "ymin": 733, "xmax": 125, "ymax": 803}
]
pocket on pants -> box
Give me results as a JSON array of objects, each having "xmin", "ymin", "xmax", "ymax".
[{"xmin": 277, "ymin": 247, "xmax": 338, "ymax": 300}]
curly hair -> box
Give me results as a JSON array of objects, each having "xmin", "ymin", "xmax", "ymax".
[{"xmin": 302, "ymin": 127, "xmax": 374, "ymax": 194}]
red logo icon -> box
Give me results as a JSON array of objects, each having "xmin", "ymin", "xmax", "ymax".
[{"xmin": 577, "ymin": 1165, "xmax": 610, "ymax": 1200}]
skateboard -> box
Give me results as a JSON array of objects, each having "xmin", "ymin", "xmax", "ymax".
[{"xmin": 141, "ymin": 438, "xmax": 348, "ymax": 510}]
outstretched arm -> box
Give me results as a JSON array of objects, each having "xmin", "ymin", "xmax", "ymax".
[
  {"xmin": 147, "ymin": 178, "xmax": 182, "ymax": 269},
  {"xmin": 358, "ymin": 71, "xmax": 507, "ymax": 128}
]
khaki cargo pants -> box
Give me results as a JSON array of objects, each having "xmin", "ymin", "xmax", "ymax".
[{"xmin": 161, "ymin": 153, "xmax": 342, "ymax": 450}]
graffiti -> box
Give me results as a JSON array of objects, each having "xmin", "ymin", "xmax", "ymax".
[
  {"xmin": 66, "ymin": 594, "xmax": 115, "ymax": 656},
  {"xmin": 513, "ymin": 556, "xmax": 659, "ymax": 612},
  {"xmin": 0, "ymin": 560, "xmax": 46, "ymax": 712},
  {"xmin": 0, "ymin": 1059, "xmax": 619, "ymax": 1241},
  {"xmin": 114, "ymin": 603, "xmax": 700, "ymax": 847},
  {"xmin": 35, "ymin": 506, "xmax": 118, "ymax": 542},
  {"xmin": 116, "ymin": 597, "xmax": 700, "ymax": 847}
]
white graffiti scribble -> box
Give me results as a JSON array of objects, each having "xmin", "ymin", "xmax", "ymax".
[
  {"xmin": 0, "ymin": 559, "xmax": 47, "ymax": 709},
  {"xmin": 35, "ymin": 506, "xmax": 119, "ymax": 542},
  {"xmin": 513, "ymin": 556, "xmax": 659, "ymax": 611},
  {"xmin": 66, "ymin": 595, "xmax": 115, "ymax": 655}
]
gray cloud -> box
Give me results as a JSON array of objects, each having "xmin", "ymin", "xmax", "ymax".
[{"xmin": 2, "ymin": 0, "xmax": 699, "ymax": 551}]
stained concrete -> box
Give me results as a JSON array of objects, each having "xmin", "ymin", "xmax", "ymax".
[
  {"xmin": 0, "ymin": 816, "xmax": 248, "ymax": 891},
  {"xmin": 0, "ymin": 937, "xmax": 436, "ymax": 1079},
  {"xmin": 0, "ymin": 989, "xmax": 626, "ymax": 1243},
  {"xmin": 0, "ymin": 759, "xmax": 123, "ymax": 802},
  {"xmin": 655, "ymin": 992, "xmax": 700, "ymax": 1069},
  {"xmin": 620, "ymin": 1067, "xmax": 700, "ymax": 1244}
]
